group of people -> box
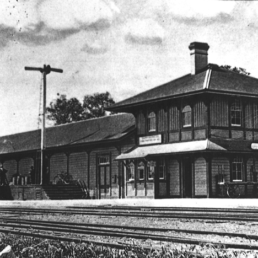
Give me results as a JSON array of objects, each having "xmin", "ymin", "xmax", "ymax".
[{"xmin": 0, "ymin": 163, "xmax": 35, "ymax": 186}]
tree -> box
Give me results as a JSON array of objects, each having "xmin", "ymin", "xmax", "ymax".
[
  {"xmin": 220, "ymin": 65, "xmax": 250, "ymax": 76},
  {"xmin": 82, "ymin": 92, "xmax": 115, "ymax": 118},
  {"xmin": 46, "ymin": 92, "xmax": 115, "ymax": 125},
  {"xmin": 46, "ymin": 94, "xmax": 84, "ymax": 125}
]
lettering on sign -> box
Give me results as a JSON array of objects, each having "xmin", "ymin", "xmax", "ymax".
[
  {"xmin": 251, "ymin": 143, "xmax": 258, "ymax": 150},
  {"xmin": 139, "ymin": 135, "xmax": 162, "ymax": 145}
]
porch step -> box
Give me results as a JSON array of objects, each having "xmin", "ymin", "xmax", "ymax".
[{"xmin": 42, "ymin": 184, "xmax": 84, "ymax": 200}]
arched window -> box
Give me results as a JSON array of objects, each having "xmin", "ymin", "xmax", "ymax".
[
  {"xmin": 148, "ymin": 112, "xmax": 156, "ymax": 132},
  {"xmin": 231, "ymin": 99, "xmax": 242, "ymax": 126},
  {"xmin": 182, "ymin": 105, "xmax": 192, "ymax": 127},
  {"xmin": 138, "ymin": 161, "xmax": 145, "ymax": 180},
  {"xmin": 127, "ymin": 162, "xmax": 135, "ymax": 181}
]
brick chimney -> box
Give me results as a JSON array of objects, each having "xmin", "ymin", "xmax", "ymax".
[{"xmin": 189, "ymin": 42, "xmax": 210, "ymax": 75}]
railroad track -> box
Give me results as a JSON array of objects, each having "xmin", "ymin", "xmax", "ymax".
[
  {"xmin": 2, "ymin": 206, "xmax": 258, "ymax": 222},
  {"xmin": 0, "ymin": 217, "xmax": 258, "ymax": 250}
]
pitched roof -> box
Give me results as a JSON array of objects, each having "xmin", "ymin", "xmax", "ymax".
[
  {"xmin": 0, "ymin": 113, "xmax": 135, "ymax": 154},
  {"xmin": 209, "ymin": 138, "xmax": 255, "ymax": 153},
  {"xmin": 115, "ymin": 139, "xmax": 226, "ymax": 160},
  {"xmin": 107, "ymin": 64, "xmax": 258, "ymax": 112}
]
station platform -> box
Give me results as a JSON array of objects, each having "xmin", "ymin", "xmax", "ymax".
[{"xmin": 0, "ymin": 198, "xmax": 258, "ymax": 209}]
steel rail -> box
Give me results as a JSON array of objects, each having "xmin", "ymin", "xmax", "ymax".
[
  {"xmin": 1, "ymin": 209, "xmax": 258, "ymax": 222},
  {"xmin": 0, "ymin": 227, "xmax": 133, "ymax": 250},
  {"xmin": 0, "ymin": 219, "xmax": 258, "ymax": 250},
  {"xmin": 2, "ymin": 207, "xmax": 258, "ymax": 221},
  {"xmin": 68, "ymin": 205, "xmax": 258, "ymax": 214},
  {"xmin": 3, "ymin": 206, "xmax": 258, "ymax": 216},
  {"xmin": 1, "ymin": 217, "xmax": 257, "ymax": 241}
]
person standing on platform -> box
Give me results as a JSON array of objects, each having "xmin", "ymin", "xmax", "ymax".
[
  {"xmin": 0, "ymin": 163, "xmax": 8, "ymax": 186},
  {"xmin": 29, "ymin": 166, "xmax": 35, "ymax": 184}
]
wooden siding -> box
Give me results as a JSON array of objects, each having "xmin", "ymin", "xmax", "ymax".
[
  {"xmin": 169, "ymin": 132, "xmax": 180, "ymax": 142},
  {"xmin": 158, "ymin": 109, "xmax": 166, "ymax": 132},
  {"xmin": 246, "ymin": 131, "xmax": 253, "ymax": 140},
  {"xmin": 169, "ymin": 106, "xmax": 179, "ymax": 131},
  {"xmin": 137, "ymin": 112, "xmax": 146, "ymax": 135},
  {"xmin": 168, "ymin": 158, "xmax": 180, "ymax": 196},
  {"xmin": 210, "ymin": 97, "xmax": 228, "ymax": 127},
  {"xmin": 50, "ymin": 153, "xmax": 67, "ymax": 182},
  {"xmin": 181, "ymin": 131, "xmax": 192, "ymax": 141},
  {"xmin": 19, "ymin": 158, "xmax": 34, "ymax": 176},
  {"xmin": 194, "ymin": 129, "xmax": 206, "ymax": 140},
  {"xmin": 254, "ymin": 103, "xmax": 258, "ymax": 129},
  {"xmin": 231, "ymin": 130, "xmax": 244, "ymax": 139},
  {"xmin": 247, "ymin": 158, "xmax": 254, "ymax": 196},
  {"xmin": 194, "ymin": 101, "xmax": 207, "ymax": 127},
  {"xmin": 136, "ymin": 182, "xmax": 145, "ymax": 196},
  {"xmin": 126, "ymin": 182, "xmax": 135, "ymax": 197},
  {"xmin": 4, "ymin": 159, "xmax": 17, "ymax": 182},
  {"xmin": 245, "ymin": 103, "xmax": 253, "ymax": 129},
  {"xmin": 146, "ymin": 182, "xmax": 154, "ymax": 196},
  {"xmin": 210, "ymin": 129, "xmax": 229, "ymax": 138},
  {"xmin": 194, "ymin": 157, "xmax": 207, "ymax": 196},
  {"xmin": 159, "ymin": 182, "xmax": 166, "ymax": 196},
  {"xmin": 211, "ymin": 157, "xmax": 230, "ymax": 196},
  {"xmin": 111, "ymin": 149, "xmax": 120, "ymax": 198},
  {"xmin": 69, "ymin": 152, "xmax": 87, "ymax": 182}
]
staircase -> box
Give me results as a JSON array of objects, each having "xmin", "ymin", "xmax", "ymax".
[{"xmin": 42, "ymin": 184, "xmax": 84, "ymax": 200}]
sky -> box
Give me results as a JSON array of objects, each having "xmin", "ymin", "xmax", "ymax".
[{"xmin": 0, "ymin": 0, "xmax": 258, "ymax": 136}]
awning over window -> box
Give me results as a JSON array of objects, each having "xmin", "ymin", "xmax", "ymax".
[{"xmin": 115, "ymin": 139, "xmax": 226, "ymax": 160}]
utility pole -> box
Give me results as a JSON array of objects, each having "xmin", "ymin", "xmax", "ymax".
[{"xmin": 25, "ymin": 65, "xmax": 63, "ymax": 185}]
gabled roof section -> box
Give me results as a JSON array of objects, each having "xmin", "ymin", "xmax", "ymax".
[
  {"xmin": 107, "ymin": 64, "xmax": 258, "ymax": 112},
  {"xmin": 0, "ymin": 113, "xmax": 135, "ymax": 154},
  {"xmin": 108, "ymin": 71, "xmax": 206, "ymax": 112},
  {"xmin": 209, "ymin": 68, "xmax": 258, "ymax": 95}
]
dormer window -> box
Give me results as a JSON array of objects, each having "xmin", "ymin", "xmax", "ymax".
[
  {"xmin": 231, "ymin": 99, "xmax": 242, "ymax": 126},
  {"xmin": 148, "ymin": 112, "xmax": 156, "ymax": 132},
  {"xmin": 182, "ymin": 105, "xmax": 192, "ymax": 127}
]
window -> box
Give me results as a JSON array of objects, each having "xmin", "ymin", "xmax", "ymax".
[
  {"xmin": 148, "ymin": 112, "xmax": 156, "ymax": 132},
  {"xmin": 232, "ymin": 157, "xmax": 243, "ymax": 181},
  {"xmin": 138, "ymin": 162, "xmax": 145, "ymax": 180},
  {"xmin": 147, "ymin": 161, "xmax": 156, "ymax": 180},
  {"xmin": 127, "ymin": 162, "xmax": 135, "ymax": 181},
  {"xmin": 182, "ymin": 105, "xmax": 192, "ymax": 127},
  {"xmin": 159, "ymin": 158, "xmax": 165, "ymax": 179},
  {"xmin": 98, "ymin": 155, "xmax": 110, "ymax": 165},
  {"xmin": 231, "ymin": 99, "xmax": 242, "ymax": 126}
]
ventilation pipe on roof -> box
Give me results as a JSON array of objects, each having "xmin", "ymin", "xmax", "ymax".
[{"xmin": 189, "ymin": 42, "xmax": 210, "ymax": 75}]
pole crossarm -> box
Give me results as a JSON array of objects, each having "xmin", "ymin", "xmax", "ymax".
[
  {"xmin": 25, "ymin": 65, "xmax": 63, "ymax": 74},
  {"xmin": 25, "ymin": 64, "xmax": 63, "ymax": 185}
]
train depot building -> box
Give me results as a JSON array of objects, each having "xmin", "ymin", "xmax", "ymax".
[
  {"xmin": 107, "ymin": 42, "xmax": 258, "ymax": 199},
  {"xmin": 1, "ymin": 42, "xmax": 258, "ymax": 200}
]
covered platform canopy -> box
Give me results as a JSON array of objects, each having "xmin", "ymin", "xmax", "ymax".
[{"xmin": 115, "ymin": 139, "xmax": 226, "ymax": 160}]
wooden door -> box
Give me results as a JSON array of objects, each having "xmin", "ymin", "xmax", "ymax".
[{"xmin": 99, "ymin": 166, "xmax": 110, "ymax": 199}]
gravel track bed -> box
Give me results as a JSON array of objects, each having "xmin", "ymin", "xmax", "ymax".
[{"xmin": 16, "ymin": 214, "xmax": 258, "ymax": 247}]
